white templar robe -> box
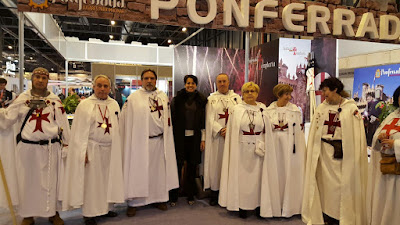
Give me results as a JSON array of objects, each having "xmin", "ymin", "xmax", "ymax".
[
  {"xmin": 204, "ymin": 90, "xmax": 241, "ymax": 191},
  {"xmin": 266, "ymin": 101, "xmax": 305, "ymax": 217},
  {"xmin": 0, "ymin": 90, "xmax": 70, "ymax": 217},
  {"xmin": 219, "ymin": 102, "xmax": 281, "ymax": 218},
  {"xmin": 62, "ymin": 95, "xmax": 124, "ymax": 217},
  {"xmin": 121, "ymin": 88, "xmax": 178, "ymax": 207},
  {"xmin": 302, "ymin": 99, "xmax": 367, "ymax": 225},
  {"xmin": 367, "ymin": 108, "xmax": 400, "ymax": 225}
]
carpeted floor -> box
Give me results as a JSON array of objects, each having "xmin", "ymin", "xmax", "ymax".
[{"xmin": 1, "ymin": 198, "xmax": 305, "ymax": 225}]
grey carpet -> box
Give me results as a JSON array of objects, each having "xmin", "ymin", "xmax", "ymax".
[{"xmin": 1, "ymin": 198, "xmax": 305, "ymax": 225}]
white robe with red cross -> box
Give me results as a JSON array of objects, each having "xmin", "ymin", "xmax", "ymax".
[
  {"xmin": 121, "ymin": 88, "xmax": 178, "ymax": 206},
  {"xmin": 204, "ymin": 90, "xmax": 241, "ymax": 191},
  {"xmin": 62, "ymin": 95, "xmax": 124, "ymax": 217},
  {"xmin": 367, "ymin": 108, "xmax": 400, "ymax": 225},
  {"xmin": 0, "ymin": 90, "xmax": 70, "ymax": 217},
  {"xmin": 302, "ymin": 99, "xmax": 368, "ymax": 225},
  {"xmin": 266, "ymin": 101, "xmax": 306, "ymax": 217}
]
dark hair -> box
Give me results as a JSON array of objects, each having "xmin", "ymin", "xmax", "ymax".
[
  {"xmin": 141, "ymin": 69, "xmax": 157, "ymax": 80},
  {"xmin": 366, "ymin": 92, "xmax": 375, "ymax": 98},
  {"xmin": 184, "ymin": 75, "xmax": 198, "ymax": 85},
  {"xmin": 319, "ymin": 77, "xmax": 349, "ymax": 98},
  {"xmin": 0, "ymin": 78, "xmax": 7, "ymax": 84},
  {"xmin": 393, "ymin": 85, "xmax": 400, "ymax": 108}
]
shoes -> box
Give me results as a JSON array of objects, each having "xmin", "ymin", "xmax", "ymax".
[
  {"xmin": 255, "ymin": 207, "xmax": 263, "ymax": 219},
  {"xmin": 209, "ymin": 198, "xmax": 218, "ymax": 206},
  {"xmin": 49, "ymin": 212, "xmax": 64, "ymax": 225},
  {"xmin": 187, "ymin": 196, "xmax": 195, "ymax": 205},
  {"xmin": 155, "ymin": 203, "xmax": 168, "ymax": 211},
  {"xmin": 239, "ymin": 209, "xmax": 248, "ymax": 219},
  {"xmin": 84, "ymin": 217, "xmax": 97, "ymax": 225},
  {"xmin": 169, "ymin": 201, "xmax": 177, "ymax": 207},
  {"xmin": 103, "ymin": 211, "xmax": 118, "ymax": 217},
  {"xmin": 126, "ymin": 206, "xmax": 137, "ymax": 217},
  {"xmin": 21, "ymin": 217, "xmax": 34, "ymax": 225}
]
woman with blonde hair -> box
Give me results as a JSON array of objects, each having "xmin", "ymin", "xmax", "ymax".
[
  {"xmin": 219, "ymin": 82, "xmax": 281, "ymax": 219},
  {"xmin": 266, "ymin": 83, "xmax": 306, "ymax": 217}
]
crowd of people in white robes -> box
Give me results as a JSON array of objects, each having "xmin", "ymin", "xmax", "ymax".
[{"xmin": 1, "ymin": 67, "xmax": 399, "ymax": 225}]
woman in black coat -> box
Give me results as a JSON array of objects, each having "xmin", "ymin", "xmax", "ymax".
[{"xmin": 169, "ymin": 75, "xmax": 207, "ymax": 206}]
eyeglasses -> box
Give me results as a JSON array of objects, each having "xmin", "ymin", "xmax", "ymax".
[{"xmin": 243, "ymin": 90, "xmax": 257, "ymax": 94}]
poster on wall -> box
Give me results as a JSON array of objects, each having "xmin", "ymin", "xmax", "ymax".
[
  {"xmin": 248, "ymin": 39, "xmax": 279, "ymax": 106},
  {"xmin": 174, "ymin": 46, "xmax": 245, "ymax": 96},
  {"xmin": 353, "ymin": 63, "xmax": 400, "ymax": 145},
  {"xmin": 278, "ymin": 38, "xmax": 310, "ymax": 119}
]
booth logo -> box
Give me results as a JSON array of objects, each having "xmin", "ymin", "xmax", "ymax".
[
  {"xmin": 29, "ymin": 0, "xmax": 49, "ymax": 9},
  {"xmin": 375, "ymin": 69, "xmax": 381, "ymax": 78}
]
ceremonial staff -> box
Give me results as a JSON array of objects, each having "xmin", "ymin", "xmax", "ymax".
[{"xmin": 0, "ymin": 155, "xmax": 17, "ymax": 225}]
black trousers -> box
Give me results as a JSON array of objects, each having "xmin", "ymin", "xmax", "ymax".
[{"xmin": 169, "ymin": 136, "xmax": 198, "ymax": 202}]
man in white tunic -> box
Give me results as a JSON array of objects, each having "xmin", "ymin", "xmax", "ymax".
[
  {"xmin": 302, "ymin": 77, "xmax": 367, "ymax": 225},
  {"xmin": 0, "ymin": 68, "xmax": 70, "ymax": 225},
  {"xmin": 63, "ymin": 75, "xmax": 124, "ymax": 225},
  {"xmin": 204, "ymin": 73, "xmax": 241, "ymax": 206},
  {"xmin": 121, "ymin": 69, "xmax": 179, "ymax": 217}
]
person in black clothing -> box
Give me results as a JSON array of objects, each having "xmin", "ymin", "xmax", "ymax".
[
  {"xmin": 0, "ymin": 78, "xmax": 14, "ymax": 108},
  {"xmin": 169, "ymin": 75, "xmax": 207, "ymax": 206},
  {"xmin": 364, "ymin": 92, "xmax": 382, "ymax": 146}
]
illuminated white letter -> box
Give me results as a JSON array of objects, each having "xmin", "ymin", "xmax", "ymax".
[
  {"xmin": 282, "ymin": 3, "xmax": 305, "ymax": 32},
  {"xmin": 356, "ymin": 12, "xmax": 379, "ymax": 39},
  {"xmin": 307, "ymin": 5, "xmax": 331, "ymax": 34},
  {"xmin": 187, "ymin": 0, "xmax": 217, "ymax": 24},
  {"xmin": 254, "ymin": 0, "xmax": 278, "ymax": 29},
  {"xmin": 333, "ymin": 9, "xmax": 355, "ymax": 37},
  {"xmin": 151, "ymin": 0, "xmax": 179, "ymax": 19},
  {"xmin": 223, "ymin": 0, "xmax": 249, "ymax": 27},
  {"xmin": 379, "ymin": 15, "xmax": 400, "ymax": 40}
]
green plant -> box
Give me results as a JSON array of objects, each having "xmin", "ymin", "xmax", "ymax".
[
  {"xmin": 62, "ymin": 94, "xmax": 80, "ymax": 114},
  {"xmin": 376, "ymin": 101, "xmax": 397, "ymax": 123}
]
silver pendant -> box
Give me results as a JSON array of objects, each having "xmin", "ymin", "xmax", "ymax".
[{"xmin": 101, "ymin": 123, "xmax": 107, "ymax": 129}]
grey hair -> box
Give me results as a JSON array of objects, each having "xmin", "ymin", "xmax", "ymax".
[{"xmin": 93, "ymin": 75, "xmax": 111, "ymax": 86}]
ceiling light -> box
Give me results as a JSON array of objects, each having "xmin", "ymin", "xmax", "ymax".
[
  {"xmin": 7, "ymin": 56, "xmax": 12, "ymax": 60},
  {"xmin": 8, "ymin": 45, "xmax": 12, "ymax": 49},
  {"xmin": 111, "ymin": 20, "xmax": 116, "ymax": 25},
  {"xmin": 167, "ymin": 39, "xmax": 172, "ymax": 44},
  {"xmin": 51, "ymin": 68, "xmax": 54, "ymax": 71},
  {"xmin": 182, "ymin": 27, "xmax": 187, "ymax": 32},
  {"xmin": 30, "ymin": 57, "xmax": 33, "ymax": 60},
  {"xmin": 109, "ymin": 35, "xmax": 114, "ymax": 39}
]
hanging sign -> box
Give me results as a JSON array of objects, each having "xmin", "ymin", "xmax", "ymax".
[{"xmin": 18, "ymin": 0, "xmax": 400, "ymax": 43}]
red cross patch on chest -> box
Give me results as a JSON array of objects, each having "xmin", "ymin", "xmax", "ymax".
[
  {"xmin": 218, "ymin": 109, "xmax": 229, "ymax": 125},
  {"xmin": 29, "ymin": 108, "xmax": 50, "ymax": 133},
  {"xmin": 324, "ymin": 112, "xmax": 341, "ymax": 135},
  {"xmin": 150, "ymin": 99, "xmax": 163, "ymax": 118},
  {"xmin": 382, "ymin": 118, "xmax": 400, "ymax": 136}
]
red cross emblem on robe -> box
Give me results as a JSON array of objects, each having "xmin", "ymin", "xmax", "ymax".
[
  {"xmin": 218, "ymin": 109, "xmax": 229, "ymax": 125},
  {"xmin": 382, "ymin": 118, "xmax": 400, "ymax": 136},
  {"xmin": 98, "ymin": 117, "xmax": 112, "ymax": 134},
  {"xmin": 150, "ymin": 99, "xmax": 163, "ymax": 118},
  {"xmin": 29, "ymin": 108, "xmax": 50, "ymax": 133},
  {"xmin": 324, "ymin": 112, "xmax": 341, "ymax": 135},
  {"xmin": 243, "ymin": 128, "xmax": 262, "ymax": 135}
]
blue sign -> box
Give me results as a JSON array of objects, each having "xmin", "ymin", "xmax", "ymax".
[{"xmin": 353, "ymin": 63, "xmax": 400, "ymax": 100}]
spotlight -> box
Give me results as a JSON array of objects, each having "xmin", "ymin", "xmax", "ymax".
[
  {"xmin": 51, "ymin": 68, "xmax": 54, "ymax": 71},
  {"xmin": 109, "ymin": 35, "xmax": 114, "ymax": 39},
  {"xmin": 8, "ymin": 45, "xmax": 12, "ymax": 49},
  {"xmin": 30, "ymin": 57, "xmax": 33, "ymax": 60},
  {"xmin": 111, "ymin": 20, "xmax": 116, "ymax": 26},
  {"xmin": 167, "ymin": 39, "xmax": 172, "ymax": 44},
  {"xmin": 182, "ymin": 27, "xmax": 187, "ymax": 32}
]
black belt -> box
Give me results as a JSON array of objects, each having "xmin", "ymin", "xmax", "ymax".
[
  {"xmin": 20, "ymin": 138, "xmax": 61, "ymax": 145},
  {"xmin": 149, "ymin": 133, "xmax": 163, "ymax": 139}
]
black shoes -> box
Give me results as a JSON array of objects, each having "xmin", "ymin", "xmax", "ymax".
[
  {"xmin": 84, "ymin": 217, "xmax": 97, "ymax": 225},
  {"xmin": 103, "ymin": 211, "xmax": 118, "ymax": 217}
]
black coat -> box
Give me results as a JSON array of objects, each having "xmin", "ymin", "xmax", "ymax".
[{"xmin": 171, "ymin": 89, "xmax": 207, "ymax": 165}]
